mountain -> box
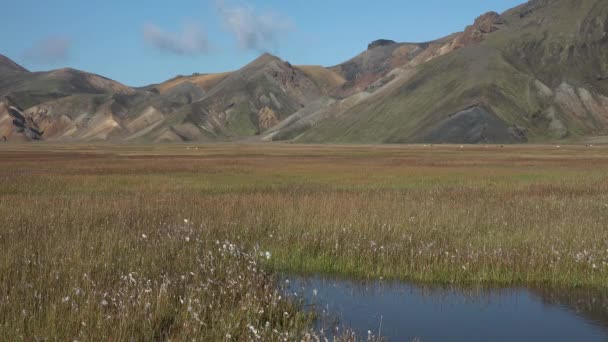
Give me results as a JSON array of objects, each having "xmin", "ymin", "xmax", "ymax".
[
  {"xmin": 174, "ymin": 53, "xmax": 329, "ymax": 139},
  {"xmin": 0, "ymin": 60, "xmax": 187, "ymax": 142},
  {"xmin": 2, "ymin": 0, "xmax": 608, "ymax": 144},
  {"xmin": 0, "ymin": 66, "xmax": 135, "ymax": 111},
  {"xmin": 329, "ymin": 38, "xmax": 449, "ymax": 98},
  {"xmin": 144, "ymin": 72, "xmax": 231, "ymax": 106},
  {"xmin": 328, "ymin": 11, "xmax": 504, "ymax": 98},
  {"xmin": 0, "ymin": 52, "xmax": 330, "ymax": 142},
  {"xmin": 0, "ymin": 54, "xmax": 28, "ymax": 75},
  {"xmin": 268, "ymin": 0, "xmax": 608, "ymax": 144}
]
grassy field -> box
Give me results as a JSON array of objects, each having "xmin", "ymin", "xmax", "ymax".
[{"xmin": 1, "ymin": 143, "xmax": 607, "ymax": 340}]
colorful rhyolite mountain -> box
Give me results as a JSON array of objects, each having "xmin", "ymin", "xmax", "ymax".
[{"xmin": 2, "ymin": 0, "xmax": 608, "ymax": 144}]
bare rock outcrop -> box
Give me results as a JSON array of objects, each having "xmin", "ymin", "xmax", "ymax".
[
  {"xmin": 0, "ymin": 99, "xmax": 43, "ymax": 141},
  {"xmin": 367, "ymin": 39, "xmax": 397, "ymax": 50},
  {"xmin": 258, "ymin": 106, "xmax": 279, "ymax": 133},
  {"xmin": 451, "ymin": 12, "xmax": 504, "ymax": 49}
]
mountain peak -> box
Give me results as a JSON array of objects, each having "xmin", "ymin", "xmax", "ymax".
[
  {"xmin": 253, "ymin": 52, "xmax": 282, "ymax": 64},
  {"xmin": 237, "ymin": 53, "xmax": 286, "ymax": 73},
  {"xmin": 0, "ymin": 54, "xmax": 28, "ymax": 74}
]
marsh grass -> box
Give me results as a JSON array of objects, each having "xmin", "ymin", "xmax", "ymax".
[{"xmin": 0, "ymin": 144, "xmax": 607, "ymax": 339}]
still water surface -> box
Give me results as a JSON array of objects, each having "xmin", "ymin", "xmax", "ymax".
[{"xmin": 286, "ymin": 276, "xmax": 608, "ymax": 342}]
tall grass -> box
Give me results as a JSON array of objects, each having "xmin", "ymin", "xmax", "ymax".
[{"xmin": 0, "ymin": 144, "xmax": 607, "ymax": 339}]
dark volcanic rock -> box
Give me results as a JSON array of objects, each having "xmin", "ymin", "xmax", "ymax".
[
  {"xmin": 7, "ymin": 105, "xmax": 43, "ymax": 140},
  {"xmin": 7, "ymin": 106, "xmax": 26, "ymax": 122},
  {"xmin": 368, "ymin": 39, "xmax": 397, "ymax": 50}
]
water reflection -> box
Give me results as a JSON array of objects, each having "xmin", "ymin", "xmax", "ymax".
[
  {"xmin": 286, "ymin": 276, "xmax": 608, "ymax": 342},
  {"xmin": 531, "ymin": 287, "xmax": 608, "ymax": 330}
]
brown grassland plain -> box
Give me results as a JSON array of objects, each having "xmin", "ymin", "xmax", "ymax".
[{"xmin": 0, "ymin": 143, "xmax": 607, "ymax": 340}]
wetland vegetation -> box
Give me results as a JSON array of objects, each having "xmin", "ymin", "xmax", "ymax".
[{"xmin": 1, "ymin": 144, "xmax": 607, "ymax": 340}]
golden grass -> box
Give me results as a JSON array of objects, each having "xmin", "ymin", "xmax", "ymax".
[{"xmin": 0, "ymin": 143, "xmax": 607, "ymax": 339}]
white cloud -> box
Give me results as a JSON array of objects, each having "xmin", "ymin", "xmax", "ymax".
[
  {"xmin": 143, "ymin": 23, "xmax": 211, "ymax": 56},
  {"xmin": 216, "ymin": 0, "xmax": 293, "ymax": 52},
  {"xmin": 22, "ymin": 37, "xmax": 71, "ymax": 64}
]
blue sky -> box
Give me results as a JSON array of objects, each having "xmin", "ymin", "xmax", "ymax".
[{"xmin": 1, "ymin": 0, "xmax": 524, "ymax": 87}]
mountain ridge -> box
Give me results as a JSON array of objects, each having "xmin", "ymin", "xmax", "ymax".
[
  {"xmin": 0, "ymin": 54, "xmax": 29, "ymax": 75},
  {"xmin": 2, "ymin": 0, "xmax": 608, "ymax": 144}
]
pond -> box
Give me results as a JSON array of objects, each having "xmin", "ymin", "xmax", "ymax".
[{"xmin": 286, "ymin": 276, "xmax": 608, "ymax": 341}]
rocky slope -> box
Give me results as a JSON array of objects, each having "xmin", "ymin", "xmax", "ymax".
[
  {"xmin": 0, "ymin": 52, "xmax": 331, "ymax": 142},
  {"xmin": 328, "ymin": 12, "xmax": 504, "ymax": 99},
  {"xmin": 0, "ymin": 99, "xmax": 42, "ymax": 142},
  {"xmin": 175, "ymin": 53, "xmax": 329, "ymax": 139},
  {"xmin": 0, "ymin": 55, "xmax": 28, "ymax": 75},
  {"xmin": 2, "ymin": 0, "xmax": 608, "ymax": 144},
  {"xmin": 0, "ymin": 59, "xmax": 189, "ymax": 142},
  {"xmin": 268, "ymin": 0, "xmax": 608, "ymax": 143}
]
